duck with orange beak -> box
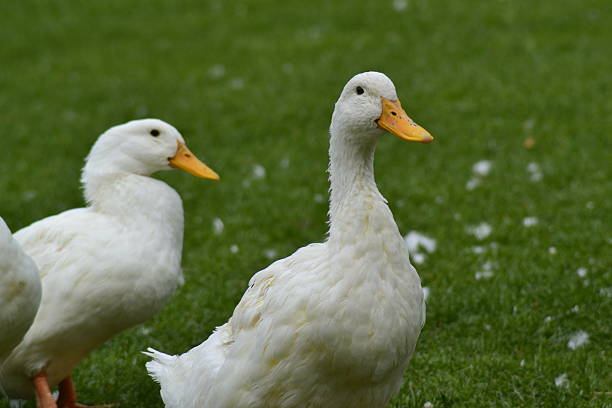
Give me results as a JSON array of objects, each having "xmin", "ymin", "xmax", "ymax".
[
  {"xmin": 146, "ymin": 72, "xmax": 432, "ymax": 408},
  {"xmin": 1, "ymin": 119, "xmax": 218, "ymax": 408}
]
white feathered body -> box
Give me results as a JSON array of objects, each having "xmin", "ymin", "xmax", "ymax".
[
  {"xmin": 147, "ymin": 72, "xmax": 427, "ymax": 408},
  {"xmin": 148, "ymin": 178, "xmax": 425, "ymax": 408},
  {"xmin": 0, "ymin": 218, "xmax": 42, "ymax": 364},
  {"xmin": 1, "ymin": 174, "xmax": 185, "ymax": 398}
]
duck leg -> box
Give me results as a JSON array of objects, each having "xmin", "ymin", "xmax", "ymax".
[
  {"xmin": 57, "ymin": 376, "xmax": 112, "ymax": 408},
  {"xmin": 33, "ymin": 371, "xmax": 57, "ymax": 408}
]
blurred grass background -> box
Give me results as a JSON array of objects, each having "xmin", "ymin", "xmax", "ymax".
[{"xmin": 0, "ymin": 0, "xmax": 610, "ymax": 407}]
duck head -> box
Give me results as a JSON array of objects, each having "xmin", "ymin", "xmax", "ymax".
[
  {"xmin": 331, "ymin": 71, "xmax": 433, "ymax": 144},
  {"xmin": 83, "ymin": 119, "xmax": 219, "ymax": 180}
]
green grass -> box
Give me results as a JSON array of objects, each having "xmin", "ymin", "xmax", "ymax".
[{"xmin": 1, "ymin": 0, "xmax": 611, "ymax": 407}]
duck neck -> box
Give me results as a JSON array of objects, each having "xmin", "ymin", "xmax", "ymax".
[
  {"xmin": 81, "ymin": 168, "xmax": 184, "ymax": 241},
  {"xmin": 327, "ymin": 129, "xmax": 389, "ymax": 243}
]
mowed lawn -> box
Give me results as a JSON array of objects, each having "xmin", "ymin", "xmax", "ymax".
[{"xmin": 1, "ymin": 0, "xmax": 610, "ymax": 407}]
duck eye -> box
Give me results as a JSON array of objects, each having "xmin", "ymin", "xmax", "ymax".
[
  {"xmin": 356, "ymin": 86, "xmax": 364, "ymax": 95},
  {"xmin": 150, "ymin": 129, "xmax": 160, "ymax": 137}
]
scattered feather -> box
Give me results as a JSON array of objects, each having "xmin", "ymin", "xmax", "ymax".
[
  {"xmin": 472, "ymin": 160, "xmax": 492, "ymax": 176},
  {"xmin": 252, "ymin": 164, "xmax": 266, "ymax": 179},
  {"xmin": 405, "ymin": 231, "xmax": 437, "ymax": 253},
  {"xmin": 475, "ymin": 261, "xmax": 495, "ymax": 280},
  {"xmin": 599, "ymin": 287, "xmax": 612, "ymax": 298},
  {"xmin": 567, "ymin": 330, "xmax": 589, "ymax": 350},
  {"xmin": 314, "ymin": 193, "xmax": 325, "ymax": 203},
  {"xmin": 264, "ymin": 249, "xmax": 277, "ymax": 259},
  {"xmin": 466, "ymin": 177, "xmax": 481, "ymax": 191},
  {"xmin": 230, "ymin": 244, "xmax": 239, "ymax": 254},
  {"xmin": 422, "ymin": 286, "xmax": 430, "ymax": 301},
  {"xmin": 392, "ymin": 0, "xmax": 408, "ymax": 11},
  {"xmin": 527, "ymin": 162, "xmax": 542, "ymax": 181},
  {"xmin": 475, "ymin": 270, "xmax": 494, "ymax": 280},
  {"xmin": 467, "ymin": 222, "xmax": 492, "ymax": 240},
  {"xmin": 466, "ymin": 160, "xmax": 492, "ymax": 190},
  {"xmin": 412, "ymin": 253, "xmax": 426, "ymax": 264},
  {"xmin": 548, "ymin": 247, "xmax": 557, "ymax": 255},
  {"xmin": 555, "ymin": 373, "xmax": 569, "ymax": 388},
  {"xmin": 405, "ymin": 231, "xmax": 436, "ymax": 264},
  {"xmin": 523, "ymin": 217, "xmax": 539, "ymax": 227},
  {"xmin": 472, "ymin": 246, "xmax": 485, "ymax": 254},
  {"xmin": 212, "ymin": 217, "xmax": 224, "ymax": 235},
  {"xmin": 576, "ymin": 267, "xmax": 587, "ymax": 278},
  {"xmin": 423, "ymin": 402, "xmax": 434, "ymax": 408},
  {"xmin": 208, "ymin": 64, "xmax": 225, "ymax": 78},
  {"xmin": 280, "ymin": 158, "xmax": 290, "ymax": 168}
]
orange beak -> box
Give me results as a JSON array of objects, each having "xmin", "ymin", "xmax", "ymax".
[
  {"xmin": 169, "ymin": 141, "xmax": 220, "ymax": 180},
  {"xmin": 376, "ymin": 97, "xmax": 433, "ymax": 143}
]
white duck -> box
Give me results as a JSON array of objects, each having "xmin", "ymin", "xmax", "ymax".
[
  {"xmin": 146, "ymin": 72, "xmax": 433, "ymax": 408},
  {"xmin": 0, "ymin": 217, "xmax": 41, "ymax": 364},
  {"xmin": 0, "ymin": 119, "xmax": 219, "ymax": 408}
]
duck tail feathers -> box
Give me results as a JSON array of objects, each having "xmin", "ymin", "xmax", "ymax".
[
  {"xmin": 144, "ymin": 347, "xmax": 177, "ymax": 384},
  {"xmin": 145, "ymin": 348, "xmax": 190, "ymax": 408}
]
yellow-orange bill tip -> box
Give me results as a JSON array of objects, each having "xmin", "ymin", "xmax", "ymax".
[
  {"xmin": 169, "ymin": 141, "xmax": 220, "ymax": 180},
  {"xmin": 376, "ymin": 97, "xmax": 433, "ymax": 144}
]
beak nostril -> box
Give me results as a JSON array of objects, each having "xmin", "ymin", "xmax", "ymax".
[
  {"xmin": 391, "ymin": 111, "xmax": 397, "ymax": 116},
  {"xmin": 185, "ymin": 154, "xmax": 192, "ymax": 158}
]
